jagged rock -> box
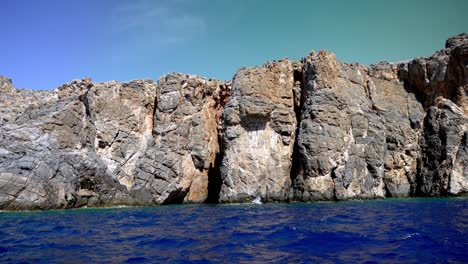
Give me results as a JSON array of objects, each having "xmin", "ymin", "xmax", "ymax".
[
  {"xmin": 0, "ymin": 79, "xmax": 137, "ymax": 209},
  {"xmin": 84, "ymin": 79, "xmax": 157, "ymax": 191},
  {"xmin": 133, "ymin": 73, "xmax": 230, "ymax": 204},
  {"xmin": 293, "ymin": 52, "xmax": 383, "ymax": 200},
  {"xmin": 445, "ymin": 33, "xmax": 468, "ymax": 49},
  {"xmin": 418, "ymin": 99, "xmax": 468, "ymax": 196},
  {"xmin": 397, "ymin": 33, "xmax": 468, "ymax": 196},
  {"xmin": 400, "ymin": 33, "xmax": 468, "ymax": 114},
  {"xmin": 0, "ymin": 76, "xmax": 15, "ymax": 94},
  {"xmin": 292, "ymin": 51, "xmax": 426, "ymax": 201},
  {"xmin": 0, "ymin": 33, "xmax": 467, "ymax": 210},
  {"xmin": 219, "ymin": 60, "xmax": 297, "ymax": 203}
]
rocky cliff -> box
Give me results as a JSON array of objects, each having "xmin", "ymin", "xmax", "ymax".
[{"xmin": 0, "ymin": 34, "xmax": 467, "ymax": 210}]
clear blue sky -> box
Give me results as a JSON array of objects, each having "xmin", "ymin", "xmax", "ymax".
[{"xmin": 1, "ymin": 0, "xmax": 467, "ymax": 90}]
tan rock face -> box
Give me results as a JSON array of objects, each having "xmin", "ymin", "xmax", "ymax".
[
  {"xmin": 85, "ymin": 80, "xmax": 156, "ymax": 190},
  {"xmin": 0, "ymin": 76, "xmax": 15, "ymax": 94},
  {"xmin": 133, "ymin": 73, "xmax": 230, "ymax": 204},
  {"xmin": 219, "ymin": 60, "xmax": 297, "ymax": 202}
]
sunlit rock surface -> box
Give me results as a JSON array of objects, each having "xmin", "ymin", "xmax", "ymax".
[
  {"xmin": 133, "ymin": 73, "xmax": 230, "ymax": 204},
  {"xmin": 0, "ymin": 33, "xmax": 466, "ymax": 210},
  {"xmin": 219, "ymin": 60, "xmax": 297, "ymax": 203}
]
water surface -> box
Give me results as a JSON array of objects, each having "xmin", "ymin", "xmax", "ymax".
[{"xmin": 0, "ymin": 198, "xmax": 467, "ymax": 263}]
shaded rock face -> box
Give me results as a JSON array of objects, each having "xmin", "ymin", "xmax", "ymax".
[
  {"xmin": 418, "ymin": 99, "xmax": 468, "ymax": 196},
  {"xmin": 0, "ymin": 33, "xmax": 467, "ymax": 210},
  {"xmin": 219, "ymin": 60, "xmax": 297, "ymax": 202},
  {"xmin": 133, "ymin": 74, "xmax": 230, "ymax": 204},
  {"xmin": 398, "ymin": 33, "xmax": 468, "ymax": 196}
]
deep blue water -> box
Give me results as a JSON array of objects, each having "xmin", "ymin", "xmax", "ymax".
[{"xmin": 0, "ymin": 198, "xmax": 467, "ymax": 263}]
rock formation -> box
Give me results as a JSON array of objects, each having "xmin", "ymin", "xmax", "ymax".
[
  {"xmin": 133, "ymin": 74, "xmax": 229, "ymax": 204},
  {"xmin": 291, "ymin": 52, "xmax": 425, "ymax": 201},
  {"xmin": 0, "ymin": 33, "xmax": 466, "ymax": 210},
  {"xmin": 219, "ymin": 60, "xmax": 297, "ymax": 203}
]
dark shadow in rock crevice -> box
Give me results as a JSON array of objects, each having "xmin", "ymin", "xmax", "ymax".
[
  {"xmin": 205, "ymin": 146, "xmax": 223, "ymax": 204},
  {"xmin": 162, "ymin": 188, "xmax": 188, "ymax": 205},
  {"xmin": 289, "ymin": 65, "xmax": 305, "ymax": 201},
  {"xmin": 240, "ymin": 116, "xmax": 268, "ymax": 131}
]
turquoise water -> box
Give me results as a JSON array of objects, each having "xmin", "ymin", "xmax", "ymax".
[{"xmin": 0, "ymin": 198, "xmax": 467, "ymax": 263}]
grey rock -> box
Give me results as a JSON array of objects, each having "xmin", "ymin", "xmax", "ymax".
[
  {"xmin": 292, "ymin": 51, "xmax": 427, "ymax": 201},
  {"xmin": 445, "ymin": 33, "xmax": 468, "ymax": 49},
  {"xmin": 418, "ymin": 99, "xmax": 467, "ymax": 196},
  {"xmin": 0, "ymin": 79, "xmax": 137, "ymax": 210}
]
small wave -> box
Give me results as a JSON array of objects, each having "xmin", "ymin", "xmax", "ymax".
[
  {"xmin": 252, "ymin": 197, "xmax": 262, "ymax": 205},
  {"xmin": 403, "ymin": 233, "xmax": 420, "ymax": 240}
]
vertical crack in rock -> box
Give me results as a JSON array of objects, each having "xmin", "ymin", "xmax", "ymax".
[
  {"xmin": 289, "ymin": 62, "xmax": 305, "ymax": 201},
  {"xmin": 133, "ymin": 74, "xmax": 230, "ymax": 205},
  {"xmin": 207, "ymin": 82, "xmax": 231, "ymax": 203}
]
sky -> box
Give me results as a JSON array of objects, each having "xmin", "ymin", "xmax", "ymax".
[{"xmin": 1, "ymin": 0, "xmax": 467, "ymax": 90}]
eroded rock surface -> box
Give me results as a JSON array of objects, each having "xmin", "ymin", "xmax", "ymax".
[
  {"xmin": 0, "ymin": 79, "xmax": 136, "ymax": 209},
  {"xmin": 219, "ymin": 60, "xmax": 297, "ymax": 203},
  {"xmin": 400, "ymin": 33, "xmax": 468, "ymax": 114},
  {"xmin": 418, "ymin": 99, "xmax": 468, "ymax": 196},
  {"xmin": 0, "ymin": 33, "xmax": 467, "ymax": 210},
  {"xmin": 133, "ymin": 73, "xmax": 230, "ymax": 204},
  {"xmin": 291, "ymin": 52, "xmax": 424, "ymax": 201}
]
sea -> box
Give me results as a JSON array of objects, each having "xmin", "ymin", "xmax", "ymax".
[{"xmin": 0, "ymin": 198, "xmax": 466, "ymax": 263}]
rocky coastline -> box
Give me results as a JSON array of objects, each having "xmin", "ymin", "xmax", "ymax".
[{"xmin": 0, "ymin": 34, "xmax": 466, "ymax": 210}]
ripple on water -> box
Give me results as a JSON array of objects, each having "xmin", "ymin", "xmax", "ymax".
[{"xmin": 0, "ymin": 198, "xmax": 466, "ymax": 263}]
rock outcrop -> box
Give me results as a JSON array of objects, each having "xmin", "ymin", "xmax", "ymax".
[
  {"xmin": 0, "ymin": 76, "xmax": 15, "ymax": 94},
  {"xmin": 418, "ymin": 99, "xmax": 467, "ymax": 196},
  {"xmin": 133, "ymin": 74, "xmax": 230, "ymax": 204},
  {"xmin": 0, "ymin": 33, "xmax": 467, "ymax": 210},
  {"xmin": 0, "ymin": 79, "xmax": 136, "ymax": 209},
  {"xmin": 291, "ymin": 52, "xmax": 426, "ymax": 201},
  {"xmin": 219, "ymin": 60, "xmax": 297, "ymax": 203}
]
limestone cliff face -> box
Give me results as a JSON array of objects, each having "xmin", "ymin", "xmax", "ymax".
[
  {"xmin": 0, "ymin": 79, "xmax": 136, "ymax": 209},
  {"xmin": 291, "ymin": 52, "xmax": 425, "ymax": 201},
  {"xmin": 219, "ymin": 60, "xmax": 297, "ymax": 203},
  {"xmin": 133, "ymin": 73, "xmax": 230, "ymax": 204},
  {"xmin": 0, "ymin": 33, "xmax": 466, "ymax": 210}
]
